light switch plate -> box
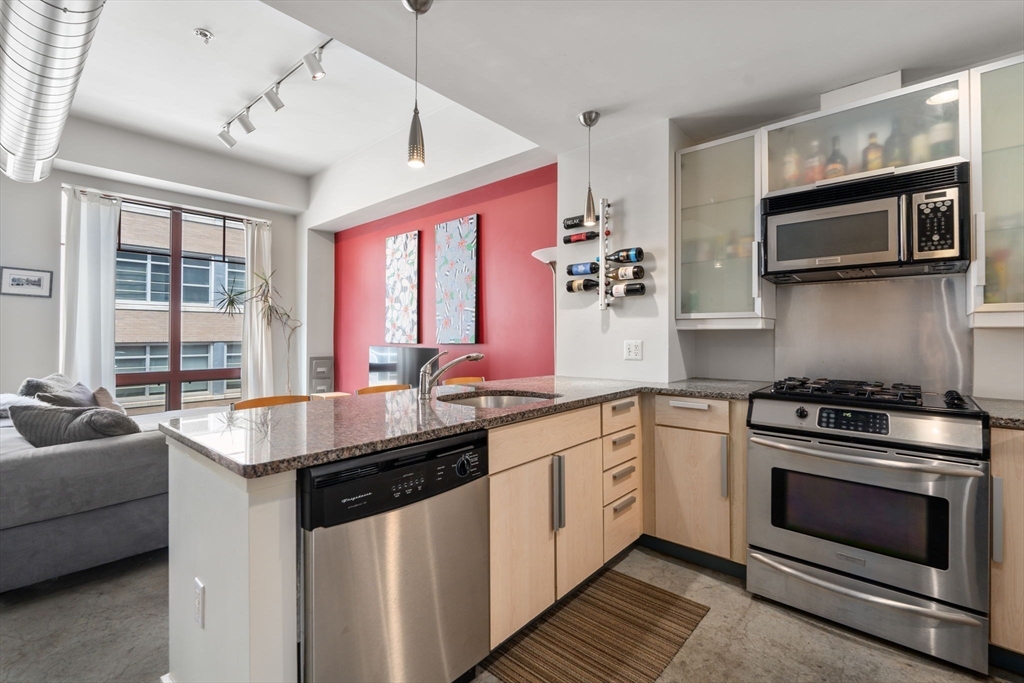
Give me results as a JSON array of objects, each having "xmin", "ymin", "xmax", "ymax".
[
  {"xmin": 624, "ymin": 340, "xmax": 643, "ymax": 361},
  {"xmin": 194, "ymin": 577, "xmax": 205, "ymax": 628}
]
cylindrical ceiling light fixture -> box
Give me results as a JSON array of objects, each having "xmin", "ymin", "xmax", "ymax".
[
  {"xmin": 217, "ymin": 123, "xmax": 237, "ymax": 148},
  {"xmin": 264, "ymin": 85, "xmax": 285, "ymax": 112},
  {"xmin": 404, "ymin": 0, "xmax": 432, "ymax": 168},
  {"xmin": 302, "ymin": 49, "xmax": 326, "ymax": 81},
  {"xmin": 236, "ymin": 108, "xmax": 256, "ymax": 134},
  {"xmin": 579, "ymin": 110, "xmax": 601, "ymax": 226}
]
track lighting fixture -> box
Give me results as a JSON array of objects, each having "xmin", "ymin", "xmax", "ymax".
[
  {"xmin": 303, "ymin": 49, "xmax": 326, "ymax": 81},
  {"xmin": 236, "ymin": 108, "xmax": 256, "ymax": 134},
  {"xmin": 264, "ymin": 85, "xmax": 285, "ymax": 112},
  {"xmin": 579, "ymin": 110, "xmax": 601, "ymax": 226},
  {"xmin": 217, "ymin": 124, "xmax": 237, "ymax": 149},
  {"xmin": 405, "ymin": 0, "xmax": 432, "ymax": 168}
]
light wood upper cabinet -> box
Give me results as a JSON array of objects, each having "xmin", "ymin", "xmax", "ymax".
[
  {"xmin": 991, "ymin": 428, "xmax": 1024, "ymax": 654},
  {"xmin": 555, "ymin": 440, "xmax": 604, "ymax": 599},
  {"xmin": 654, "ymin": 425, "xmax": 732, "ymax": 559},
  {"xmin": 489, "ymin": 455, "xmax": 556, "ymax": 648}
]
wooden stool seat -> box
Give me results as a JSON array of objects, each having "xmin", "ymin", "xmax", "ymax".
[
  {"xmin": 355, "ymin": 384, "xmax": 411, "ymax": 395},
  {"xmin": 442, "ymin": 376, "xmax": 485, "ymax": 386},
  {"xmin": 310, "ymin": 392, "xmax": 351, "ymax": 400},
  {"xmin": 231, "ymin": 395, "xmax": 310, "ymax": 410}
]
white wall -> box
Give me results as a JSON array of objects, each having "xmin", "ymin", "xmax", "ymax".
[
  {"xmin": 0, "ymin": 171, "xmax": 299, "ymax": 395},
  {"xmin": 295, "ymin": 228, "xmax": 335, "ymax": 394},
  {"xmin": 974, "ymin": 328, "xmax": 1024, "ymax": 400}
]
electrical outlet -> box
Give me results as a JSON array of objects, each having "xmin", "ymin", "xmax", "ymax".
[
  {"xmin": 194, "ymin": 577, "xmax": 205, "ymax": 628},
  {"xmin": 624, "ymin": 340, "xmax": 643, "ymax": 361}
]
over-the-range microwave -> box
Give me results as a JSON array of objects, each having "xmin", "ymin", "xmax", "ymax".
[{"xmin": 761, "ymin": 162, "xmax": 970, "ymax": 284}]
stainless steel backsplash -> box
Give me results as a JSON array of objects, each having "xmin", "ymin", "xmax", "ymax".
[{"xmin": 775, "ymin": 276, "xmax": 971, "ymax": 393}]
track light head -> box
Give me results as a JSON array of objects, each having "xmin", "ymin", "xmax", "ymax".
[
  {"xmin": 217, "ymin": 124, "xmax": 237, "ymax": 149},
  {"xmin": 264, "ymin": 85, "xmax": 285, "ymax": 112},
  {"xmin": 303, "ymin": 50, "xmax": 326, "ymax": 80},
  {"xmin": 236, "ymin": 109, "xmax": 256, "ymax": 134}
]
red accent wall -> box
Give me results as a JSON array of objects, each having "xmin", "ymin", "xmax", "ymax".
[{"xmin": 334, "ymin": 165, "xmax": 556, "ymax": 393}]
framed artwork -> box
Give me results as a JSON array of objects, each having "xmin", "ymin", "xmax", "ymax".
[
  {"xmin": 435, "ymin": 214, "xmax": 478, "ymax": 344},
  {"xmin": 384, "ymin": 231, "xmax": 419, "ymax": 344},
  {"xmin": 0, "ymin": 267, "xmax": 53, "ymax": 298}
]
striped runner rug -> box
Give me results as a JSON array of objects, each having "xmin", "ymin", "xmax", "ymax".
[{"xmin": 483, "ymin": 569, "xmax": 709, "ymax": 683}]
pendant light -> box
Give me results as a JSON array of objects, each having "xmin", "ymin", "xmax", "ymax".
[
  {"xmin": 404, "ymin": 0, "xmax": 432, "ymax": 168},
  {"xmin": 579, "ymin": 111, "xmax": 601, "ymax": 226}
]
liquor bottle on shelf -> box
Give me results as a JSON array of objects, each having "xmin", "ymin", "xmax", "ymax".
[
  {"xmin": 909, "ymin": 120, "xmax": 930, "ymax": 165},
  {"xmin": 824, "ymin": 136, "xmax": 847, "ymax": 178},
  {"xmin": 562, "ymin": 215, "xmax": 585, "ymax": 230},
  {"xmin": 566, "ymin": 278, "xmax": 602, "ymax": 293},
  {"xmin": 566, "ymin": 261, "xmax": 600, "ymax": 276},
  {"xmin": 928, "ymin": 104, "xmax": 956, "ymax": 159},
  {"xmin": 604, "ymin": 247, "xmax": 644, "ymax": 263},
  {"xmin": 781, "ymin": 132, "xmax": 801, "ymax": 188},
  {"xmin": 563, "ymin": 231, "xmax": 599, "ymax": 244},
  {"xmin": 609, "ymin": 282, "xmax": 646, "ymax": 298},
  {"xmin": 861, "ymin": 132, "xmax": 884, "ymax": 171},
  {"xmin": 607, "ymin": 265, "xmax": 645, "ymax": 280},
  {"xmin": 803, "ymin": 139, "xmax": 826, "ymax": 184},
  {"xmin": 883, "ymin": 118, "xmax": 909, "ymax": 167}
]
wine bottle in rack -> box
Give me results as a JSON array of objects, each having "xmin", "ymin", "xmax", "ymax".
[
  {"xmin": 563, "ymin": 231, "xmax": 599, "ymax": 244},
  {"xmin": 607, "ymin": 265, "xmax": 644, "ymax": 280},
  {"xmin": 566, "ymin": 262, "xmax": 600, "ymax": 276},
  {"xmin": 609, "ymin": 282, "xmax": 646, "ymax": 298},
  {"xmin": 566, "ymin": 278, "xmax": 604, "ymax": 293},
  {"xmin": 562, "ymin": 215, "xmax": 586, "ymax": 230},
  {"xmin": 604, "ymin": 247, "xmax": 644, "ymax": 263}
]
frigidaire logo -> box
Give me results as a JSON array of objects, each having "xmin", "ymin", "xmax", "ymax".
[{"xmin": 342, "ymin": 493, "xmax": 372, "ymax": 504}]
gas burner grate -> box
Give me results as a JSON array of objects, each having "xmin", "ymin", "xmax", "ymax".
[{"xmin": 771, "ymin": 377, "xmax": 924, "ymax": 406}]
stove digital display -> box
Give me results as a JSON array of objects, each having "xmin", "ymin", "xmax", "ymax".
[{"xmin": 817, "ymin": 408, "xmax": 889, "ymax": 435}]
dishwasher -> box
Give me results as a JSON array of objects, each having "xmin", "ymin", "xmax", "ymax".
[{"xmin": 298, "ymin": 430, "xmax": 489, "ymax": 683}]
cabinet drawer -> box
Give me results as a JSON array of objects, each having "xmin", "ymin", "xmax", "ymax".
[
  {"xmin": 655, "ymin": 395, "xmax": 729, "ymax": 433},
  {"xmin": 604, "ymin": 490, "xmax": 642, "ymax": 562},
  {"xmin": 602, "ymin": 427, "xmax": 640, "ymax": 470},
  {"xmin": 602, "ymin": 395, "xmax": 640, "ymax": 435},
  {"xmin": 603, "ymin": 458, "xmax": 639, "ymax": 506},
  {"xmin": 489, "ymin": 406, "xmax": 601, "ymax": 474}
]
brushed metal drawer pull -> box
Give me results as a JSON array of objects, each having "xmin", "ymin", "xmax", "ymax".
[
  {"xmin": 611, "ymin": 400, "xmax": 635, "ymax": 412},
  {"xmin": 611, "ymin": 433, "xmax": 636, "ymax": 447},
  {"xmin": 993, "ymin": 476, "xmax": 1005, "ymax": 563},
  {"xmin": 613, "ymin": 495, "xmax": 636, "ymax": 514},
  {"xmin": 668, "ymin": 400, "xmax": 709, "ymax": 410},
  {"xmin": 611, "ymin": 465, "xmax": 636, "ymax": 481}
]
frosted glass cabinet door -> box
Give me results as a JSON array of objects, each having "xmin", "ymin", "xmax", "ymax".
[
  {"xmin": 979, "ymin": 61, "xmax": 1024, "ymax": 305},
  {"xmin": 677, "ymin": 134, "xmax": 756, "ymax": 316}
]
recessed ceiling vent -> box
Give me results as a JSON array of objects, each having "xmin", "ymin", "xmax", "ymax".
[{"xmin": 0, "ymin": 0, "xmax": 106, "ymax": 183}]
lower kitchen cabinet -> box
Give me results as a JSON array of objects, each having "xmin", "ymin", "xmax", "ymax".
[
  {"xmin": 991, "ymin": 428, "xmax": 1024, "ymax": 654},
  {"xmin": 555, "ymin": 440, "xmax": 604, "ymax": 599},
  {"xmin": 604, "ymin": 489, "xmax": 642, "ymax": 562}
]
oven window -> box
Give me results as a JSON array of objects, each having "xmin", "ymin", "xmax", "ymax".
[
  {"xmin": 771, "ymin": 469, "xmax": 949, "ymax": 569},
  {"xmin": 776, "ymin": 210, "xmax": 891, "ymax": 261}
]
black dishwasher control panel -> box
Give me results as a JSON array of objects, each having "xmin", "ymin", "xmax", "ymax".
[{"xmin": 299, "ymin": 430, "xmax": 487, "ymax": 531}]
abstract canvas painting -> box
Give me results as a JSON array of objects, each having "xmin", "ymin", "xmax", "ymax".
[
  {"xmin": 384, "ymin": 231, "xmax": 418, "ymax": 343},
  {"xmin": 435, "ymin": 214, "xmax": 478, "ymax": 344}
]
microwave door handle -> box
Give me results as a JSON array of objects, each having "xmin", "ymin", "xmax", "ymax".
[{"xmin": 898, "ymin": 195, "xmax": 907, "ymax": 262}]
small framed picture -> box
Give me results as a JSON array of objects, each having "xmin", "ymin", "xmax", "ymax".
[{"xmin": 0, "ymin": 267, "xmax": 53, "ymax": 298}]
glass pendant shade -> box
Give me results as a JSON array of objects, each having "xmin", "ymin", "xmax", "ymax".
[
  {"xmin": 584, "ymin": 185, "xmax": 597, "ymax": 226},
  {"xmin": 408, "ymin": 106, "xmax": 425, "ymax": 168}
]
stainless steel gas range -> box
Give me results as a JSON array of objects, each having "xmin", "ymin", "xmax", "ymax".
[{"xmin": 746, "ymin": 378, "xmax": 992, "ymax": 673}]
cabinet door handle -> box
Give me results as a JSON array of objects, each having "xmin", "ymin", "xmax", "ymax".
[
  {"xmin": 720, "ymin": 435, "xmax": 729, "ymax": 498},
  {"xmin": 612, "ymin": 465, "xmax": 636, "ymax": 481},
  {"xmin": 611, "ymin": 433, "xmax": 635, "ymax": 447},
  {"xmin": 551, "ymin": 455, "xmax": 562, "ymax": 532},
  {"xmin": 751, "ymin": 239, "xmax": 760, "ymax": 301},
  {"xmin": 611, "ymin": 399, "xmax": 635, "ymax": 412},
  {"xmin": 993, "ymin": 475, "xmax": 1004, "ymax": 563},
  {"xmin": 613, "ymin": 495, "xmax": 637, "ymax": 514},
  {"xmin": 669, "ymin": 400, "xmax": 709, "ymax": 410},
  {"xmin": 557, "ymin": 454, "xmax": 566, "ymax": 530}
]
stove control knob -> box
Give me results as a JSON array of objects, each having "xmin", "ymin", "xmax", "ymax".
[
  {"xmin": 795, "ymin": 407, "xmax": 808, "ymax": 419},
  {"xmin": 455, "ymin": 456, "xmax": 470, "ymax": 478}
]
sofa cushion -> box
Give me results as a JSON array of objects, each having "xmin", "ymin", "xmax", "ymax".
[
  {"xmin": 36, "ymin": 383, "xmax": 99, "ymax": 409},
  {"xmin": 17, "ymin": 373, "xmax": 74, "ymax": 397},
  {"xmin": 93, "ymin": 387, "xmax": 127, "ymax": 414},
  {"xmin": 0, "ymin": 393, "xmax": 47, "ymax": 419},
  {"xmin": 9, "ymin": 405, "xmax": 140, "ymax": 449}
]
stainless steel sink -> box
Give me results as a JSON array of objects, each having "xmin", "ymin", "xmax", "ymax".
[{"xmin": 438, "ymin": 393, "xmax": 556, "ymax": 408}]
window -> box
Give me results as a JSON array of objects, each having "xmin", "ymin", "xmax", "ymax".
[{"xmin": 111, "ymin": 200, "xmax": 247, "ymax": 413}]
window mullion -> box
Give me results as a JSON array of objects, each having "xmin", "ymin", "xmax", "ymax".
[{"xmin": 169, "ymin": 209, "xmax": 183, "ymax": 410}]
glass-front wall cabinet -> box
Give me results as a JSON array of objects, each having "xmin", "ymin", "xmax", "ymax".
[
  {"xmin": 977, "ymin": 59, "xmax": 1024, "ymax": 305},
  {"xmin": 677, "ymin": 133, "xmax": 758, "ymax": 318},
  {"xmin": 765, "ymin": 77, "xmax": 967, "ymax": 195}
]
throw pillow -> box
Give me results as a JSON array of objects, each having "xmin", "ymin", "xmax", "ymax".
[
  {"xmin": 36, "ymin": 382, "xmax": 99, "ymax": 409},
  {"xmin": 93, "ymin": 387, "xmax": 127, "ymax": 415},
  {"xmin": 0, "ymin": 393, "xmax": 47, "ymax": 419},
  {"xmin": 17, "ymin": 373, "xmax": 74, "ymax": 397},
  {"xmin": 8, "ymin": 405, "xmax": 140, "ymax": 448}
]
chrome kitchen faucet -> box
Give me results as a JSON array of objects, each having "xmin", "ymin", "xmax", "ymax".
[{"xmin": 418, "ymin": 351, "xmax": 484, "ymax": 399}]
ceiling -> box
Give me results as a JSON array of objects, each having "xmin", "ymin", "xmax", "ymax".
[
  {"xmin": 71, "ymin": 0, "xmax": 455, "ymax": 176},
  {"xmin": 267, "ymin": 0, "xmax": 1024, "ymax": 153}
]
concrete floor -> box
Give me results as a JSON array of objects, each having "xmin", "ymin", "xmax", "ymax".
[{"xmin": 0, "ymin": 546, "xmax": 1019, "ymax": 683}]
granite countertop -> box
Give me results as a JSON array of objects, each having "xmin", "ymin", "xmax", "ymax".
[
  {"xmin": 159, "ymin": 376, "xmax": 769, "ymax": 478},
  {"xmin": 973, "ymin": 397, "xmax": 1024, "ymax": 430}
]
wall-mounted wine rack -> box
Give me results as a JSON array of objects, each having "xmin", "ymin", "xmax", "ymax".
[{"xmin": 562, "ymin": 197, "xmax": 648, "ymax": 309}]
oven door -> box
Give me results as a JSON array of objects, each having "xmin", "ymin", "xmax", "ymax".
[
  {"xmin": 747, "ymin": 431, "xmax": 989, "ymax": 612},
  {"xmin": 765, "ymin": 196, "xmax": 903, "ymax": 273}
]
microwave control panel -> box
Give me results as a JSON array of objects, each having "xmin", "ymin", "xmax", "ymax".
[{"xmin": 912, "ymin": 187, "xmax": 959, "ymax": 260}]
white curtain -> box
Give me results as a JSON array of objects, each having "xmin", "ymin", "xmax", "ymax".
[
  {"xmin": 243, "ymin": 219, "xmax": 275, "ymax": 399},
  {"xmin": 60, "ymin": 187, "xmax": 120, "ymax": 391}
]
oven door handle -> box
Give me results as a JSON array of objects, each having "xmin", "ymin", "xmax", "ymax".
[
  {"xmin": 749, "ymin": 552, "xmax": 984, "ymax": 627},
  {"xmin": 749, "ymin": 436, "xmax": 984, "ymax": 478}
]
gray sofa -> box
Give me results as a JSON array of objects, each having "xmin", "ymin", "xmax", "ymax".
[{"xmin": 0, "ymin": 406, "xmax": 226, "ymax": 593}]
